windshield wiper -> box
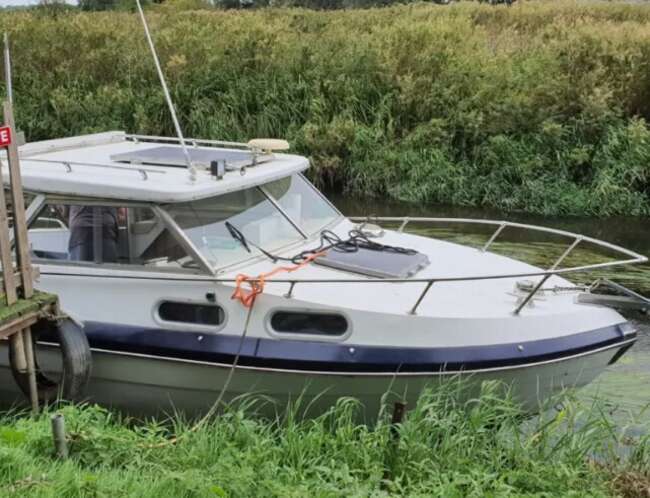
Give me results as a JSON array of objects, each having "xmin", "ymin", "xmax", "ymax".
[{"xmin": 225, "ymin": 221, "xmax": 251, "ymax": 253}]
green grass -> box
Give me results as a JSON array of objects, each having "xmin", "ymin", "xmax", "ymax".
[
  {"xmin": 0, "ymin": 383, "xmax": 649, "ymax": 497},
  {"xmin": 1, "ymin": 2, "xmax": 650, "ymax": 216}
]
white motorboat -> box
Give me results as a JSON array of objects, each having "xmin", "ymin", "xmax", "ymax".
[{"xmin": 0, "ymin": 131, "xmax": 646, "ymax": 417}]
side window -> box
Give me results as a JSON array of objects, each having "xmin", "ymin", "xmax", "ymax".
[
  {"xmin": 28, "ymin": 202, "xmax": 194, "ymax": 270},
  {"xmin": 158, "ymin": 301, "xmax": 224, "ymax": 326},
  {"xmin": 270, "ymin": 311, "xmax": 348, "ymax": 337}
]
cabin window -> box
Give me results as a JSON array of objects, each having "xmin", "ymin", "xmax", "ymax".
[
  {"xmin": 28, "ymin": 202, "xmax": 195, "ymax": 270},
  {"xmin": 158, "ymin": 301, "xmax": 225, "ymax": 326},
  {"xmin": 270, "ymin": 311, "xmax": 348, "ymax": 336},
  {"xmin": 263, "ymin": 174, "xmax": 340, "ymax": 235}
]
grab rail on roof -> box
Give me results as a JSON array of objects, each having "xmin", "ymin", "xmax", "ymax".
[
  {"xmin": 209, "ymin": 216, "xmax": 647, "ymax": 316},
  {"xmin": 125, "ymin": 133, "xmax": 252, "ymax": 151},
  {"xmin": 22, "ymin": 158, "xmax": 165, "ymax": 180}
]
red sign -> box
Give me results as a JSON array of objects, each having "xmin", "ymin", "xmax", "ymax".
[{"xmin": 0, "ymin": 126, "xmax": 11, "ymax": 147}]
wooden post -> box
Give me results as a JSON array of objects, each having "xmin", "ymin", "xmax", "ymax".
[
  {"xmin": 0, "ymin": 111, "xmax": 26, "ymax": 376},
  {"xmin": 22, "ymin": 328, "xmax": 38, "ymax": 413},
  {"xmin": 51, "ymin": 414, "xmax": 68, "ymax": 459},
  {"xmin": 0, "ymin": 157, "xmax": 16, "ymax": 304},
  {"xmin": 4, "ymin": 101, "xmax": 32, "ymax": 298},
  {"xmin": 382, "ymin": 401, "xmax": 407, "ymax": 488},
  {"xmin": 3, "ymin": 100, "xmax": 38, "ymax": 414}
]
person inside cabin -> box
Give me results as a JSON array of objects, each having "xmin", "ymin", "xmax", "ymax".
[{"xmin": 67, "ymin": 206, "xmax": 122, "ymax": 263}]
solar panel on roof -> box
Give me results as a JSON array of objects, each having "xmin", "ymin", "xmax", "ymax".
[{"xmin": 110, "ymin": 146, "xmax": 271, "ymax": 169}]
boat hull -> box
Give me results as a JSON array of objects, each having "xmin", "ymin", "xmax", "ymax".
[{"xmin": 0, "ymin": 339, "xmax": 632, "ymax": 418}]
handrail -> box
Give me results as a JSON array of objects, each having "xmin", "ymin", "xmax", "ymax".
[
  {"xmin": 212, "ymin": 216, "xmax": 647, "ymax": 316},
  {"xmin": 350, "ymin": 216, "xmax": 644, "ymax": 260},
  {"xmin": 22, "ymin": 158, "xmax": 164, "ymax": 180},
  {"xmin": 211, "ymin": 258, "xmax": 644, "ymax": 284},
  {"xmin": 125, "ymin": 134, "xmax": 252, "ymax": 151}
]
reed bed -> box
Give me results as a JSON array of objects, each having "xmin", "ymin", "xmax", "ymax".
[
  {"xmin": 0, "ymin": 383, "xmax": 648, "ymax": 497},
  {"xmin": 0, "ymin": 2, "xmax": 649, "ymax": 216}
]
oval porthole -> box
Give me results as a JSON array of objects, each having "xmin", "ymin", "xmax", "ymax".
[
  {"xmin": 270, "ymin": 311, "xmax": 348, "ymax": 336},
  {"xmin": 158, "ymin": 301, "xmax": 224, "ymax": 326}
]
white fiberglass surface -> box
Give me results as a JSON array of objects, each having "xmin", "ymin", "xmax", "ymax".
[{"xmin": 165, "ymin": 175, "xmax": 340, "ymax": 269}]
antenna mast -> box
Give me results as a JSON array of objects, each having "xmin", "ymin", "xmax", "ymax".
[
  {"xmin": 4, "ymin": 33, "xmax": 12, "ymax": 105},
  {"xmin": 135, "ymin": 0, "xmax": 194, "ymax": 177}
]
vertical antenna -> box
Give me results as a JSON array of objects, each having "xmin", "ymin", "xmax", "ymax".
[
  {"xmin": 135, "ymin": 0, "xmax": 194, "ymax": 177},
  {"xmin": 4, "ymin": 33, "xmax": 12, "ymax": 105}
]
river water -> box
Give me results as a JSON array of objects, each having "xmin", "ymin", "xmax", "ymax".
[{"xmin": 329, "ymin": 193, "xmax": 650, "ymax": 422}]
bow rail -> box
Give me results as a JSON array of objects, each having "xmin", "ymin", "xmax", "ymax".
[{"xmin": 210, "ymin": 216, "xmax": 647, "ymax": 315}]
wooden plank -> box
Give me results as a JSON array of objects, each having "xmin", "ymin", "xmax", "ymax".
[
  {"xmin": 23, "ymin": 327, "xmax": 39, "ymax": 413},
  {"xmin": 0, "ymin": 270, "xmax": 30, "ymax": 297},
  {"xmin": 0, "ymin": 313, "xmax": 37, "ymax": 340},
  {"xmin": 3, "ymin": 100, "xmax": 33, "ymax": 299}
]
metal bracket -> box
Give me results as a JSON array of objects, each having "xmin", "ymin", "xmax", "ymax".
[
  {"xmin": 409, "ymin": 281, "xmax": 434, "ymax": 315},
  {"xmin": 482, "ymin": 223, "xmax": 506, "ymax": 252},
  {"xmin": 284, "ymin": 281, "xmax": 296, "ymax": 299}
]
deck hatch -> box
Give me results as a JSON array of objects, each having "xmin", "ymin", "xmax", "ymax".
[{"xmin": 110, "ymin": 146, "xmax": 272, "ymax": 169}]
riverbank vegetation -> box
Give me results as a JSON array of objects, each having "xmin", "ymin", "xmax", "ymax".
[
  {"xmin": 0, "ymin": 384, "xmax": 649, "ymax": 497},
  {"xmin": 1, "ymin": 2, "xmax": 649, "ymax": 216}
]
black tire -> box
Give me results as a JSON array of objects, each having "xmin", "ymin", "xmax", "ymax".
[{"xmin": 9, "ymin": 318, "xmax": 92, "ymax": 403}]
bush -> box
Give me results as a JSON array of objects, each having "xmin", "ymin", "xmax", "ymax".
[{"xmin": 1, "ymin": 3, "xmax": 649, "ymax": 215}]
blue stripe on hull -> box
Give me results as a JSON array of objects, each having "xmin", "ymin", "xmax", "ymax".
[{"xmin": 43, "ymin": 321, "xmax": 636, "ymax": 373}]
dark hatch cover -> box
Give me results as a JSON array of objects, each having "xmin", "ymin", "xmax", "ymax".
[{"xmin": 314, "ymin": 247, "xmax": 430, "ymax": 278}]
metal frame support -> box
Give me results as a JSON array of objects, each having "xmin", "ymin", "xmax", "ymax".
[
  {"xmin": 153, "ymin": 206, "xmax": 215, "ymax": 276},
  {"xmin": 23, "ymin": 194, "xmax": 46, "ymax": 228},
  {"xmin": 258, "ymin": 185, "xmax": 308, "ymax": 239},
  {"xmin": 284, "ymin": 281, "xmax": 296, "ymax": 299},
  {"xmin": 549, "ymin": 236, "xmax": 582, "ymax": 271},
  {"xmin": 398, "ymin": 218, "xmax": 410, "ymax": 233},
  {"xmin": 409, "ymin": 281, "xmax": 434, "ymax": 315},
  {"xmin": 482, "ymin": 223, "xmax": 506, "ymax": 252},
  {"xmin": 513, "ymin": 274, "xmax": 551, "ymax": 315}
]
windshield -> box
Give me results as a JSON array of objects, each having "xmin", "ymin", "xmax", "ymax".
[
  {"xmin": 263, "ymin": 174, "xmax": 340, "ymax": 235},
  {"xmin": 164, "ymin": 175, "xmax": 340, "ymax": 269}
]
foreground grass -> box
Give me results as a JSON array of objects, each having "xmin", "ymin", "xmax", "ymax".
[
  {"xmin": 0, "ymin": 385, "xmax": 648, "ymax": 497},
  {"xmin": 1, "ymin": 2, "xmax": 650, "ymax": 216}
]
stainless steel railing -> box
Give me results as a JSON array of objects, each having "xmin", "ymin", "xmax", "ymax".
[
  {"xmin": 22, "ymin": 158, "xmax": 163, "ymax": 181},
  {"xmin": 125, "ymin": 134, "xmax": 252, "ymax": 151},
  {"xmin": 211, "ymin": 216, "xmax": 648, "ymax": 316}
]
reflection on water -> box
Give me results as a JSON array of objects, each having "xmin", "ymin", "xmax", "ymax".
[{"xmin": 329, "ymin": 193, "xmax": 650, "ymax": 422}]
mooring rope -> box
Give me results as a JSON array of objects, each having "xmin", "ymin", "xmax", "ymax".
[{"xmin": 143, "ymin": 294, "xmax": 258, "ymax": 449}]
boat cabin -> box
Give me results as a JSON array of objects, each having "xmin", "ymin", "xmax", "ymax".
[{"xmin": 9, "ymin": 131, "xmax": 342, "ymax": 276}]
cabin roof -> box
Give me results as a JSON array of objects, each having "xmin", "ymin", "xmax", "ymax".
[{"xmin": 1, "ymin": 131, "xmax": 309, "ymax": 203}]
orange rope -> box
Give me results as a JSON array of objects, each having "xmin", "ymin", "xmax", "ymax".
[{"xmin": 231, "ymin": 252, "xmax": 325, "ymax": 308}]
